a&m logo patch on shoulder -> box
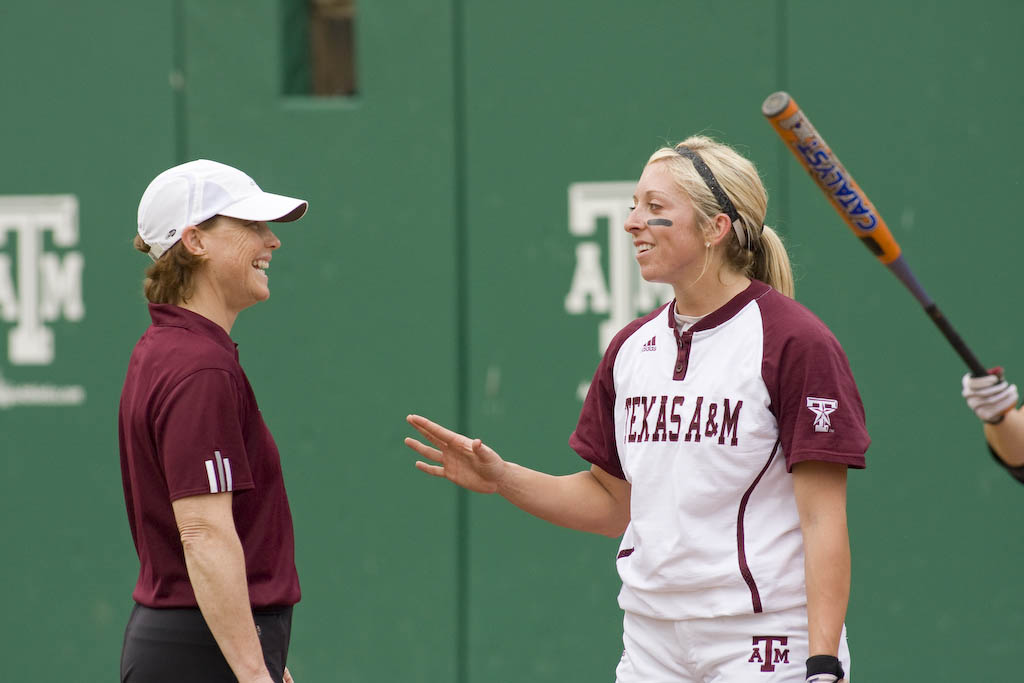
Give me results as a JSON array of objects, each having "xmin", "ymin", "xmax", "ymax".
[{"xmin": 806, "ymin": 397, "xmax": 838, "ymax": 433}]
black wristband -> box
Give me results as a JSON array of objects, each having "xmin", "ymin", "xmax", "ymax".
[{"xmin": 806, "ymin": 654, "xmax": 844, "ymax": 679}]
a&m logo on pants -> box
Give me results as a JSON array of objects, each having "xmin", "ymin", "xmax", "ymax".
[
  {"xmin": 806, "ymin": 397, "xmax": 839, "ymax": 433},
  {"xmin": 749, "ymin": 635, "xmax": 790, "ymax": 672}
]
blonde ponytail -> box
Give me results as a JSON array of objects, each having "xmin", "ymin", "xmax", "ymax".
[{"xmin": 753, "ymin": 226, "xmax": 794, "ymax": 298}]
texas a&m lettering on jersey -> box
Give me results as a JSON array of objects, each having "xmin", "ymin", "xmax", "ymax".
[
  {"xmin": 623, "ymin": 394, "xmax": 742, "ymax": 445},
  {"xmin": 571, "ymin": 281, "xmax": 869, "ymax": 622}
]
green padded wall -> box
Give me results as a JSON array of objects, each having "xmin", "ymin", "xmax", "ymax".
[
  {"xmin": 785, "ymin": 3, "xmax": 1024, "ymax": 677},
  {"xmin": 1, "ymin": 1, "xmax": 460, "ymax": 681},
  {"xmin": 0, "ymin": 2, "xmax": 177, "ymax": 680},
  {"xmin": 459, "ymin": 2, "xmax": 782, "ymax": 680},
  {"xmin": 178, "ymin": 1, "xmax": 460, "ymax": 680},
  {"xmin": 2, "ymin": 1, "xmax": 1022, "ymax": 681},
  {"xmin": 461, "ymin": 2, "xmax": 1024, "ymax": 680}
]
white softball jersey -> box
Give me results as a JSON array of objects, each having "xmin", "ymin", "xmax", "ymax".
[{"xmin": 570, "ymin": 280, "xmax": 869, "ymax": 621}]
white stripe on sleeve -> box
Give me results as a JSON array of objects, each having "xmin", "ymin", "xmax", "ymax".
[
  {"xmin": 215, "ymin": 450, "xmax": 226, "ymax": 491},
  {"xmin": 205, "ymin": 460, "xmax": 218, "ymax": 493},
  {"xmin": 224, "ymin": 458, "xmax": 233, "ymax": 491}
]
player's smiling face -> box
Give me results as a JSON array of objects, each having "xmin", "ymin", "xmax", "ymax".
[
  {"xmin": 200, "ymin": 217, "xmax": 281, "ymax": 313},
  {"xmin": 625, "ymin": 161, "xmax": 707, "ymax": 288}
]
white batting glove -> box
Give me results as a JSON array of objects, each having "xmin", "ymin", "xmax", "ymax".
[{"xmin": 962, "ymin": 371, "xmax": 1018, "ymax": 423}]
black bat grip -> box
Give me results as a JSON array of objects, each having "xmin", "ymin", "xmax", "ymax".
[
  {"xmin": 924, "ymin": 303, "xmax": 989, "ymax": 377},
  {"xmin": 886, "ymin": 257, "xmax": 989, "ymax": 378}
]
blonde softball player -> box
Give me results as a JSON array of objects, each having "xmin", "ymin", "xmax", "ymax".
[{"xmin": 406, "ymin": 135, "xmax": 869, "ymax": 682}]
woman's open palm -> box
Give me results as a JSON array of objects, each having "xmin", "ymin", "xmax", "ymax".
[{"xmin": 405, "ymin": 414, "xmax": 507, "ymax": 494}]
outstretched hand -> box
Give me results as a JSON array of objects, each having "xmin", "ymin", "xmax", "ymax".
[{"xmin": 405, "ymin": 414, "xmax": 507, "ymax": 494}]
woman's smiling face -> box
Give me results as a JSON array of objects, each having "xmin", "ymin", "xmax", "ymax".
[
  {"xmin": 197, "ymin": 216, "xmax": 282, "ymax": 314},
  {"xmin": 625, "ymin": 161, "xmax": 707, "ymax": 288}
]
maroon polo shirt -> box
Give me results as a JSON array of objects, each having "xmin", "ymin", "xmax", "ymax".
[{"xmin": 118, "ymin": 303, "xmax": 300, "ymax": 608}]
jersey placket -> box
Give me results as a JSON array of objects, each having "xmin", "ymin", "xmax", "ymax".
[{"xmin": 673, "ymin": 327, "xmax": 693, "ymax": 381}]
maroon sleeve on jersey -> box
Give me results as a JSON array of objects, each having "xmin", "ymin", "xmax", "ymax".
[
  {"xmin": 570, "ymin": 351, "xmax": 625, "ymax": 480},
  {"xmin": 570, "ymin": 304, "xmax": 671, "ymax": 480},
  {"xmin": 760, "ymin": 295, "xmax": 870, "ymax": 472},
  {"xmin": 154, "ymin": 369, "xmax": 256, "ymax": 500}
]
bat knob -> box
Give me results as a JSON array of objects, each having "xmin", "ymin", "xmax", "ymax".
[{"xmin": 762, "ymin": 91, "xmax": 792, "ymax": 117}]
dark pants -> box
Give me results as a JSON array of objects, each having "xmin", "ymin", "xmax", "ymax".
[{"xmin": 120, "ymin": 603, "xmax": 293, "ymax": 682}]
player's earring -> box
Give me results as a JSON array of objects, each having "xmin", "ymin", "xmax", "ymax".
[{"xmin": 704, "ymin": 241, "xmax": 711, "ymax": 248}]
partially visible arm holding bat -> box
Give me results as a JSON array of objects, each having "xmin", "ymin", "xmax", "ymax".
[{"xmin": 962, "ymin": 370, "xmax": 1024, "ymax": 481}]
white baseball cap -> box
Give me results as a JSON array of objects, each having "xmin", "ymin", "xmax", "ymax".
[{"xmin": 137, "ymin": 159, "xmax": 308, "ymax": 260}]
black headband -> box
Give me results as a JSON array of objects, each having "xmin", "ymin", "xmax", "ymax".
[
  {"xmin": 675, "ymin": 145, "xmax": 763, "ymax": 252},
  {"xmin": 674, "ymin": 146, "xmax": 741, "ymax": 225}
]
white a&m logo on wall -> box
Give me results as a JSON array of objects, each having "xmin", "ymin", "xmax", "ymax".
[
  {"xmin": 564, "ymin": 182, "xmax": 672, "ymax": 399},
  {"xmin": 0, "ymin": 195, "xmax": 86, "ymax": 408}
]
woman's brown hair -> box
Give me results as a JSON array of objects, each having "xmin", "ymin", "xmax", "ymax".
[{"xmin": 132, "ymin": 216, "xmax": 218, "ymax": 304}]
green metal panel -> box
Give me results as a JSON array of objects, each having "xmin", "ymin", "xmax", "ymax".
[
  {"xmin": 4, "ymin": 2, "xmax": 1023, "ymax": 681},
  {"xmin": 2, "ymin": 1, "xmax": 460, "ymax": 681},
  {"xmin": 0, "ymin": 2, "xmax": 177, "ymax": 681},
  {"xmin": 460, "ymin": 1, "xmax": 1024, "ymax": 681},
  {"xmin": 460, "ymin": 2, "xmax": 782, "ymax": 681},
  {"xmin": 178, "ymin": 1, "xmax": 460, "ymax": 680},
  {"xmin": 785, "ymin": 2, "xmax": 1024, "ymax": 679}
]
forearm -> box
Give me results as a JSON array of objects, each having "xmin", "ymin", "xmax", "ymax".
[
  {"xmin": 984, "ymin": 406, "xmax": 1024, "ymax": 467},
  {"xmin": 181, "ymin": 529, "xmax": 272, "ymax": 683},
  {"xmin": 496, "ymin": 464, "xmax": 629, "ymax": 537},
  {"xmin": 802, "ymin": 516, "xmax": 850, "ymax": 657},
  {"xmin": 793, "ymin": 461, "xmax": 850, "ymax": 660}
]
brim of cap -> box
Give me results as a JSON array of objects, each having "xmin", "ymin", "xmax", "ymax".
[{"xmin": 218, "ymin": 191, "xmax": 308, "ymax": 223}]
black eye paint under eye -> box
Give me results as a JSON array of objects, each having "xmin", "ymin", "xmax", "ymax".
[{"xmin": 647, "ymin": 218, "xmax": 673, "ymax": 227}]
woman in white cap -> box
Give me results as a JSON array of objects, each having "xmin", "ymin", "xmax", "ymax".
[{"xmin": 119, "ymin": 160, "xmax": 307, "ymax": 683}]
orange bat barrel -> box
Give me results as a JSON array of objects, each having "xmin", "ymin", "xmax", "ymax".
[
  {"xmin": 762, "ymin": 91, "xmax": 989, "ymax": 378},
  {"xmin": 762, "ymin": 91, "xmax": 902, "ymax": 265}
]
